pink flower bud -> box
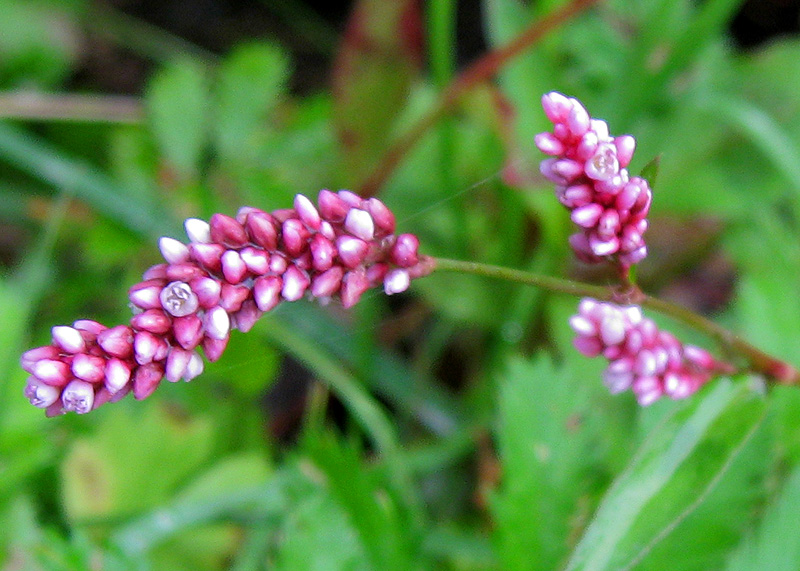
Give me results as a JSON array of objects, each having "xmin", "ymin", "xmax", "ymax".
[
  {"xmin": 189, "ymin": 243, "xmax": 225, "ymax": 272},
  {"xmin": 282, "ymin": 219, "xmax": 310, "ymax": 257},
  {"xmin": 336, "ymin": 236, "xmax": 369, "ymax": 268},
  {"xmin": 219, "ymin": 283, "xmax": 250, "ymax": 312},
  {"xmin": 52, "ymin": 326, "xmax": 85, "ymax": 353},
  {"xmin": 245, "ymin": 211, "xmax": 279, "ymax": 250},
  {"xmin": 391, "ymin": 234, "xmax": 419, "ymax": 267},
  {"xmin": 173, "ymin": 314, "xmax": 204, "ymax": 350},
  {"xmin": 210, "ymin": 213, "xmax": 249, "ymax": 248},
  {"xmin": 365, "ymin": 198, "xmax": 396, "ymax": 236},
  {"xmin": 221, "ymin": 250, "xmax": 248, "ymax": 284},
  {"xmin": 203, "ymin": 336, "xmax": 228, "ymax": 362},
  {"xmin": 294, "ymin": 194, "xmax": 321, "ymax": 230},
  {"xmin": 71, "ymin": 353, "xmax": 106, "ymax": 383},
  {"xmin": 232, "ymin": 300, "xmax": 262, "ymax": 333},
  {"xmin": 240, "ymin": 246, "xmax": 270, "ymax": 275},
  {"xmin": 311, "ymin": 266, "xmax": 344, "ymax": 298},
  {"xmin": 25, "ymin": 377, "xmax": 61, "ymax": 408},
  {"xmin": 318, "ymin": 189, "xmax": 349, "ymax": 222},
  {"xmin": 254, "ymin": 275, "xmax": 282, "ymax": 312},
  {"xmin": 184, "ymin": 218, "xmax": 211, "ymax": 244},
  {"xmin": 105, "ymin": 358, "xmax": 131, "ymax": 394},
  {"xmin": 62, "ymin": 380, "xmax": 95, "ymax": 414},
  {"xmin": 133, "ymin": 363, "xmax": 163, "ymax": 400},
  {"xmin": 204, "ymin": 307, "xmax": 230, "ymax": 341},
  {"xmin": 131, "ymin": 309, "xmax": 172, "ymax": 335},
  {"xmin": 281, "ymin": 265, "xmax": 310, "ymax": 302},
  {"xmin": 159, "ymin": 237, "xmax": 190, "ymax": 264}
]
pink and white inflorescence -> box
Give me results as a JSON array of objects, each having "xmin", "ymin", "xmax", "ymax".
[
  {"xmin": 22, "ymin": 190, "xmax": 434, "ymax": 415},
  {"xmin": 570, "ymin": 298, "xmax": 729, "ymax": 405},
  {"xmin": 535, "ymin": 91, "xmax": 651, "ymax": 269}
]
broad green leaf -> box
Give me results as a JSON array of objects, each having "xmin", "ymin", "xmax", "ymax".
[
  {"xmin": 565, "ymin": 380, "xmax": 766, "ymax": 571},
  {"xmin": 273, "ymin": 483, "xmax": 370, "ymax": 571},
  {"xmin": 332, "ymin": 0, "xmax": 422, "ymax": 186},
  {"xmin": 490, "ymin": 345, "xmax": 637, "ymax": 571},
  {"xmin": 61, "ymin": 402, "xmax": 214, "ymax": 522},
  {"xmin": 214, "ymin": 42, "xmax": 289, "ymax": 161},
  {"xmin": 725, "ymin": 464, "xmax": 800, "ymax": 571},
  {"xmin": 303, "ymin": 431, "xmax": 420, "ymax": 570},
  {"xmin": 145, "ymin": 58, "xmax": 210, "ymax": 178}
]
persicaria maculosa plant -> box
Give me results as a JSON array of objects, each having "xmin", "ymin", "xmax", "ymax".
[{"xmin": 21, "ymin": 91, "xmax": 798, "ymax": 415}]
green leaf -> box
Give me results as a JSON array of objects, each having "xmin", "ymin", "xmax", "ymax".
[
  {"xmin": 61, "ymin": 402, "xmax": 214, "ymax": 522},
  {"xmin": 490, "ymin": 350, "xmax": 636, "ymax": 571},
  {"xmin": 145, "ymin": 58, "xmax": 210, "ymax": 178},
  {"xmin": 303, "ymin": 431, "xmax": 420, "ymax": 570},
  {"xmin": 725, "ymin": 464, "xmax": 800, "ymax": 571},
  {"xmin": 213, "ymin": 42, "xmax": 289, "ymax": 161},
  {"xmin": 565, "ymin": 380, "xmax": 766, "ymax": 571}
]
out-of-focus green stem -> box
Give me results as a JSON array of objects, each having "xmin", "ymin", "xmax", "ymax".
[{"xmin": 433, "ymin": 257, "xmax": 800, "ymax": 385}]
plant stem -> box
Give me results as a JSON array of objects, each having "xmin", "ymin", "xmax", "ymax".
[
  {"xmin": 433, "ymin": 257, "xmax": 800, "ymax": 385},
  {"xmin": 0, "ymin": 93, "xmax": 143, "ymax": 124},
  {"xmin": 356, "ymin": 0, "xmax": 603, "ymax": 197}
]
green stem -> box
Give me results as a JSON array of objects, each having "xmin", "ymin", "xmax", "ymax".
[{"xmin": 433, "ymin": 257, "xmax": 800, "ymax": 385}]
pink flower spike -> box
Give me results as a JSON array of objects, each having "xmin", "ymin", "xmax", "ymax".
[
  {"xmin": 52, "ymin": 326, "xmax": 85, "ymax": 353},
  {"xmin": 62, "ymin": 380, "xmax": 95, "ymax": 414}
]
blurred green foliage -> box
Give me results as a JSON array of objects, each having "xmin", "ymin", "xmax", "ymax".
[{"xmin": 3, "ymin": 0, "xmax": 800, "ymax": 569}]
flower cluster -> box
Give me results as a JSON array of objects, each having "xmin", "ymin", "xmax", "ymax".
[
  {"xmin": 22, "ymin": 190, "xmax": 434, "ymax": 415},
  {"xmin": 570, "ymin": 298, "xmax": 730, "ymax": 405},
  {"xmin": 535, "ymin": 91, "xmax": 651, "ymax": 269}
]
